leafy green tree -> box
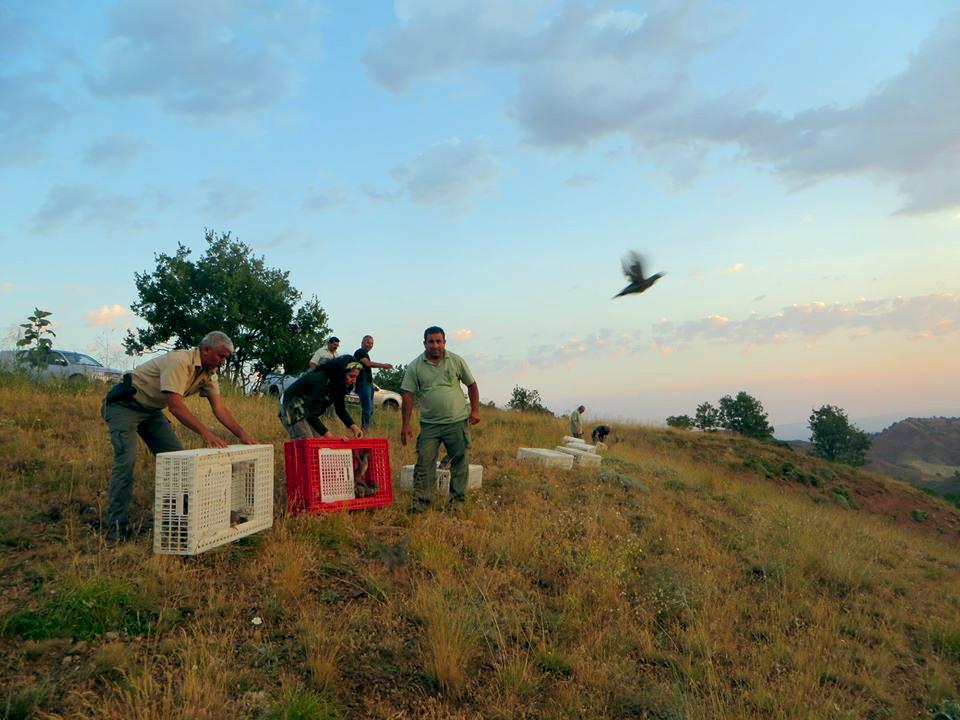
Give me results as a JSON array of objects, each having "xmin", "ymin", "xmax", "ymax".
[
  {"xmin": 16, "ymin": 308, "xmax": 57, "ymax": 371},
  {"xmin": 666, "ymin": 414, "xmax": 694, "ymax": 430},
  {"xmin": 808, "ymin": 405, "xmax": 871, "ymax": 466},
  {"xmin": 124, "ymin": 230, "xmax": 331, "ymax": 390},
  {"xmin": 718, "ymin": 391, "xmax": 774, "ymax": 439},
  {"xmin": 374, "ymin": 364, "xmax": 407, "ymax": 393},
  {"xmin": 507, "ymin": 385, "xmax": 549, "ymax": 413},
  {"xmin": 694, "ymin": 401, "xmax": 720, "ymax": 432}
]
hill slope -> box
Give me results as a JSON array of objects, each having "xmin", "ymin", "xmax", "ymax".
[
  {"xmin": 1, "ymin": 375, "xmax": 958, "ymax": 719},
  {"xmin": 866, "ymin": 417, "xmax": 960, "ymax": 494}
]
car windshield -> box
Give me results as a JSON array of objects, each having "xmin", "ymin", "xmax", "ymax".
[{"xmin": 60, "ymin": 352, "xmax": 103, "ymax": 367}]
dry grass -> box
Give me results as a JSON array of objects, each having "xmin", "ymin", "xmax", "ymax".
[{"xmin": 1, "ymin": 374, "xmax": 959, "ymax": 719}]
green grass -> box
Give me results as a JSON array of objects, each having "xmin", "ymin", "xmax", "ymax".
[
  {"xmin": 0, "ymin": 376, "xmax": 958, "ymax": 719},
  {"xmin": 1, "ymin": 578, "xmax": 160, "ymax": 641}
]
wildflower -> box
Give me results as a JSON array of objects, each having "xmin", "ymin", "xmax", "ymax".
[{"xmin": 251, "ymin": 616, "xmax": 263, "ymax": 626}]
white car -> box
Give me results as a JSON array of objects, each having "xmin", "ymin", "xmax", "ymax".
[
  {"xmin": 0, "ymin": 349, "xmax": 124, "ymax": 383},
  {"xmin": 265, "ymin": 373, "xmax": 401, "ymax": 410}
]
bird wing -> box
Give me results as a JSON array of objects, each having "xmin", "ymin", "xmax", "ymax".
[{"xmin": 621, "ymin": 251, "xmax": 645, "ymax": 282}]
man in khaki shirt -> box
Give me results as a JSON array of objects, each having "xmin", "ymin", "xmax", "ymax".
[
  {"xmin": 400, "ymin": 326, "xmax": 480, "ymax": 511},
  {"xmin": 101, "ymin": 331, "xmax": 258, "ymax": 542}
]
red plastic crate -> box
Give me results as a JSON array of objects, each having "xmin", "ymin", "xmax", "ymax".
[{"xmin": 284, "ymin": 437, "xmax": 393, "ymax": 514}]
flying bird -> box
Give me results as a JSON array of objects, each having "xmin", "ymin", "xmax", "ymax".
[{"xmin": 614, "ymin": 252, "xmax": 664, "ymax": 299}]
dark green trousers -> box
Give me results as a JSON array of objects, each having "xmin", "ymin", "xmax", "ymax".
[
  {"xmin": 102, "ymin": 398, "xmax": 182, "ymax": 533},
  {"xmin": 414, "ymin": 420, "xmax": 470, "ymax": 505}
]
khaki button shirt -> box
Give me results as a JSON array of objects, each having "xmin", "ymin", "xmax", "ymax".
[{"xmin": 130, "ymin": 348, "xmax": 220, "ymax": 410}]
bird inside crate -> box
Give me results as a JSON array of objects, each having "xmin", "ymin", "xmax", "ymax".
[{"xmin": 353, "ymin": 449, "xmax": 378, "ymax": 498}]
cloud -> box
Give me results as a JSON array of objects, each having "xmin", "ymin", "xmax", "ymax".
[
  {"xmin": 303, "ymin": 185, "xmax": 347, "ymax": 212},
  {"xmin": 366, "ymin": 4, "xmax": 960, "ymax": 214},
  {"xmin": 83, "ymin": 133, "xmax": 147, "ymax": 169},
  {"xmin": 726, "ymin": 263, "xmax": 744, "ymax": 273},
  {"xmin": 261, "ymin": 228, "xmax": 314, "ymax": 251},
  {"xmin": 0, "ymin": 282, "xmax": 14, "ymax": 295},
  {"xmin": 199, "ymin": 179, "xmax": 258, "ymax": 218},
  {"xmin": 565, "ymin": 173, "xmax": 596, "ymax": 187},
  {"xmin": 364, "ymin": 0, "xmax": 549, "ymax": 92},
  {"xmin": 84, "ymin": 304, "xmax": 128, "ymax": 327},
  {"xmin": 0, "ymin": 9, "xmax": 70, "ymax": 165},
  {"xmin": 31, "ymin": 185, "xmax": 143, "ymax": 234},
  {"xmin": 386, "ymin": 137, "xmax": 498, "ymax": 211},
  {"xmin": 451, "ymin": 328, "xmax": 474, "ymax": 342},
  {"xmin": 741, "ymin": 11, "xmax": 960, "ymax": 215},
  {"xmin": 88, "ymin": 0, "xmax": 324, "ymax": 116},
  {"xmin": 653, "ymin": 293, "xmax": 960, "ymax": 349}
]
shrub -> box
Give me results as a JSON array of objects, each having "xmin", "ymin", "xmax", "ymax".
[
  {"xmin": 1, "ymin": 578, "xmax": 159, "ymax": 641},
  {"xmin": 666, "ymin": 414, "xmax": 694, "ymax": 429},
  {"xmin": 808, "ymin": 405, "xmax": 871, "ymax": 466},
  {"xmin": 718, "ymin": 391, "xmax": 774, "ymax": 439}
]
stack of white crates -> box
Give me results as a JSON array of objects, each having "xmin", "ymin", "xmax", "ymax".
[
  {"xmin": 516, "ymin": 447, "xmax": 575, "ymax": 470},
  {"xmin": 554, "ymin": 445, "xmax": 602, "ymax": 466},
  {"xmin": 400, "ymin": 463, "xmax": 483, "ymax": 494},
  {"xmin": 154, "ymin": 444, "xmax": 274, "ymax": 556}
]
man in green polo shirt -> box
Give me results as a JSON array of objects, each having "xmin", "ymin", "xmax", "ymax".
[
  {"xmin": 400, "ymin": 326, "xmax": 481, "ymax": 511},
  {"xmin": 100, "ymin": 331, "xmax": 258, "ymax": 542}
]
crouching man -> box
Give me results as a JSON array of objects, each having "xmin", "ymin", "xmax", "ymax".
[
  {"xmin": 101, "ymin": 331, "xmax": 258, "ymax": 542},
  {"xmin": 400, "ymin": 326, "xmax": 480, "ymax": 512}
]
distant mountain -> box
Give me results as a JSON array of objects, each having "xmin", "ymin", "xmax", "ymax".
[
  {"xmin": 775, "ymin": 408, "xmax": 960, "ymax": 441},
  {"xmin": 865, "ymin": 417, "xmax": 960, "ymax": 494}
]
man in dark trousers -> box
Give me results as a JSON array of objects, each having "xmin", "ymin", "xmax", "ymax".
[
  {"xmin": 400, "ymin": 326, "xmax": 480, "ymax": 511},
  {"xmin": 101, "ymin": 331, "xmax": 258, "ymax": 542},
  {"xmin": 353, "ymin": 334, "xmax": 393, "ymax": 430}
]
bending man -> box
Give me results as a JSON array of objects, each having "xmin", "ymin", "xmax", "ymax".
[{"xmin": 101, "ymin": 331, "xmax": 258, "ymax": 542}]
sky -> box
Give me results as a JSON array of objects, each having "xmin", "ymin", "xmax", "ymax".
[{"xmin": 1, "ymin": 1, "xmax": 959, "ymax": 439}]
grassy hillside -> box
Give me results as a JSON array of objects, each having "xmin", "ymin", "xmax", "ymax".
[
  {"xmin": 866, "ymin": 418, "xmax": 960, "ymax": 495},
  {"xmin": 1, "ymin": 374, "xmax": 959, "ymax": 719}
]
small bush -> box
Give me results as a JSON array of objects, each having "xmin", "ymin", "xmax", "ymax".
[
  {"xmin": 911, "ymin": 510, "xmax": 928, "ymax": 523},
  {"xmin": 535, "ymin": 650, "xmax": 574, "ymax": 677},
  {"xmin": 260, "ymin": 689, "xmax": 342, "ymax": 720},
  {"xmin": 1, "ymin": 578, "xmax": 158, "ymax": 641},
  {"xmin": 931, "ymin": 629, "xmax": 960, "ymax": 660}
]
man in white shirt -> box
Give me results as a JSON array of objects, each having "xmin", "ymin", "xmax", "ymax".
[{"xmin": 309, "ymin": 336, "xmax": 340, "ymax": 369}]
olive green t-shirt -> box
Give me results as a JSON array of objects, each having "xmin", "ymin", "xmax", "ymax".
[
  {"xmin": 131, "ymin": 348, "xmax": 220, "ymax": 410},
  {"xmin": 400, "ymin": 351, "xmax": 475, "ymax": 425}
]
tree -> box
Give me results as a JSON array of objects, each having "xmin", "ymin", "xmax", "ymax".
[
  {"xmin": 507, "ymin": 385, "xmax": 549, "ymax": 413},
  {"xmin": 16, "ymin": 308, "xmax": 57, "ymax": 371},
  {"xmin": 666, "ymin": 415, "xmax": 694, "ymax": 430},
  {"xmin": 718, "ymin": 391, "xmax": 774, "ymax": 439},
  {"xmin": 374, "ymin": 364, "xmax": 407, "ymax": 393},
  {"xmin": 124, "ymin": 230, "xmax": 331, "ymax": 391},
  {"xmin": 808, "ymin": 405, "xmax": 871, "ymax": 466},
  {"xmin": 694, "ymin": 402, "xmax": 720, "ymax": 432}
]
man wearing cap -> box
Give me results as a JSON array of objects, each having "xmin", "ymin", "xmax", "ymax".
[
  {"xmin": 308, "ymin": 336, "xmax": 340, "ymax": 369},
  {"xmin": 100, "ymin": 331, "xmax": 258, "ymax": 542},
  {"xmin": 400, "ymin": 326, "xmax": 481, "ymax": 511}
]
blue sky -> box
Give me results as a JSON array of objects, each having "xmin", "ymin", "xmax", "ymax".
[{"xmin": 2, "ymin": 1, "xmax": 958, "ymax": 437}]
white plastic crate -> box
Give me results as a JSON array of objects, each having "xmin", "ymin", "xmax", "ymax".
[
  {"xmin": 554, "ymin": 446, "xmax": 602, "ymax": 466},
  {"xmin": 154, "ymin": 444, "xmax": 273, "ymax": 556},
  {"xmin": 516, "ymin": 447, "xmax": 574, "ymax": 470},
  {"xmin": 564, "ymin": 441, "xmax": 596, "ymax": 454},
  {"xmin": 317, "ymin": 448, "xmax": 356, "ymax": 502},
  {"xmin": 399, "ymin": 464, "xmax": 483, "ymax": 493}
]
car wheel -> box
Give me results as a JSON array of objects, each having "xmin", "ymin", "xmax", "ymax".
[
  {"xmin": 268, "ymin": 386, "xmax": 280, "ymax": 397},
  {"xmin": 382, "ymin": 399, "xmax": 399, "ymax": 411},
  {"xmin": 68, "ymin": 374, "xmax": 86, "ymax": 383}
]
